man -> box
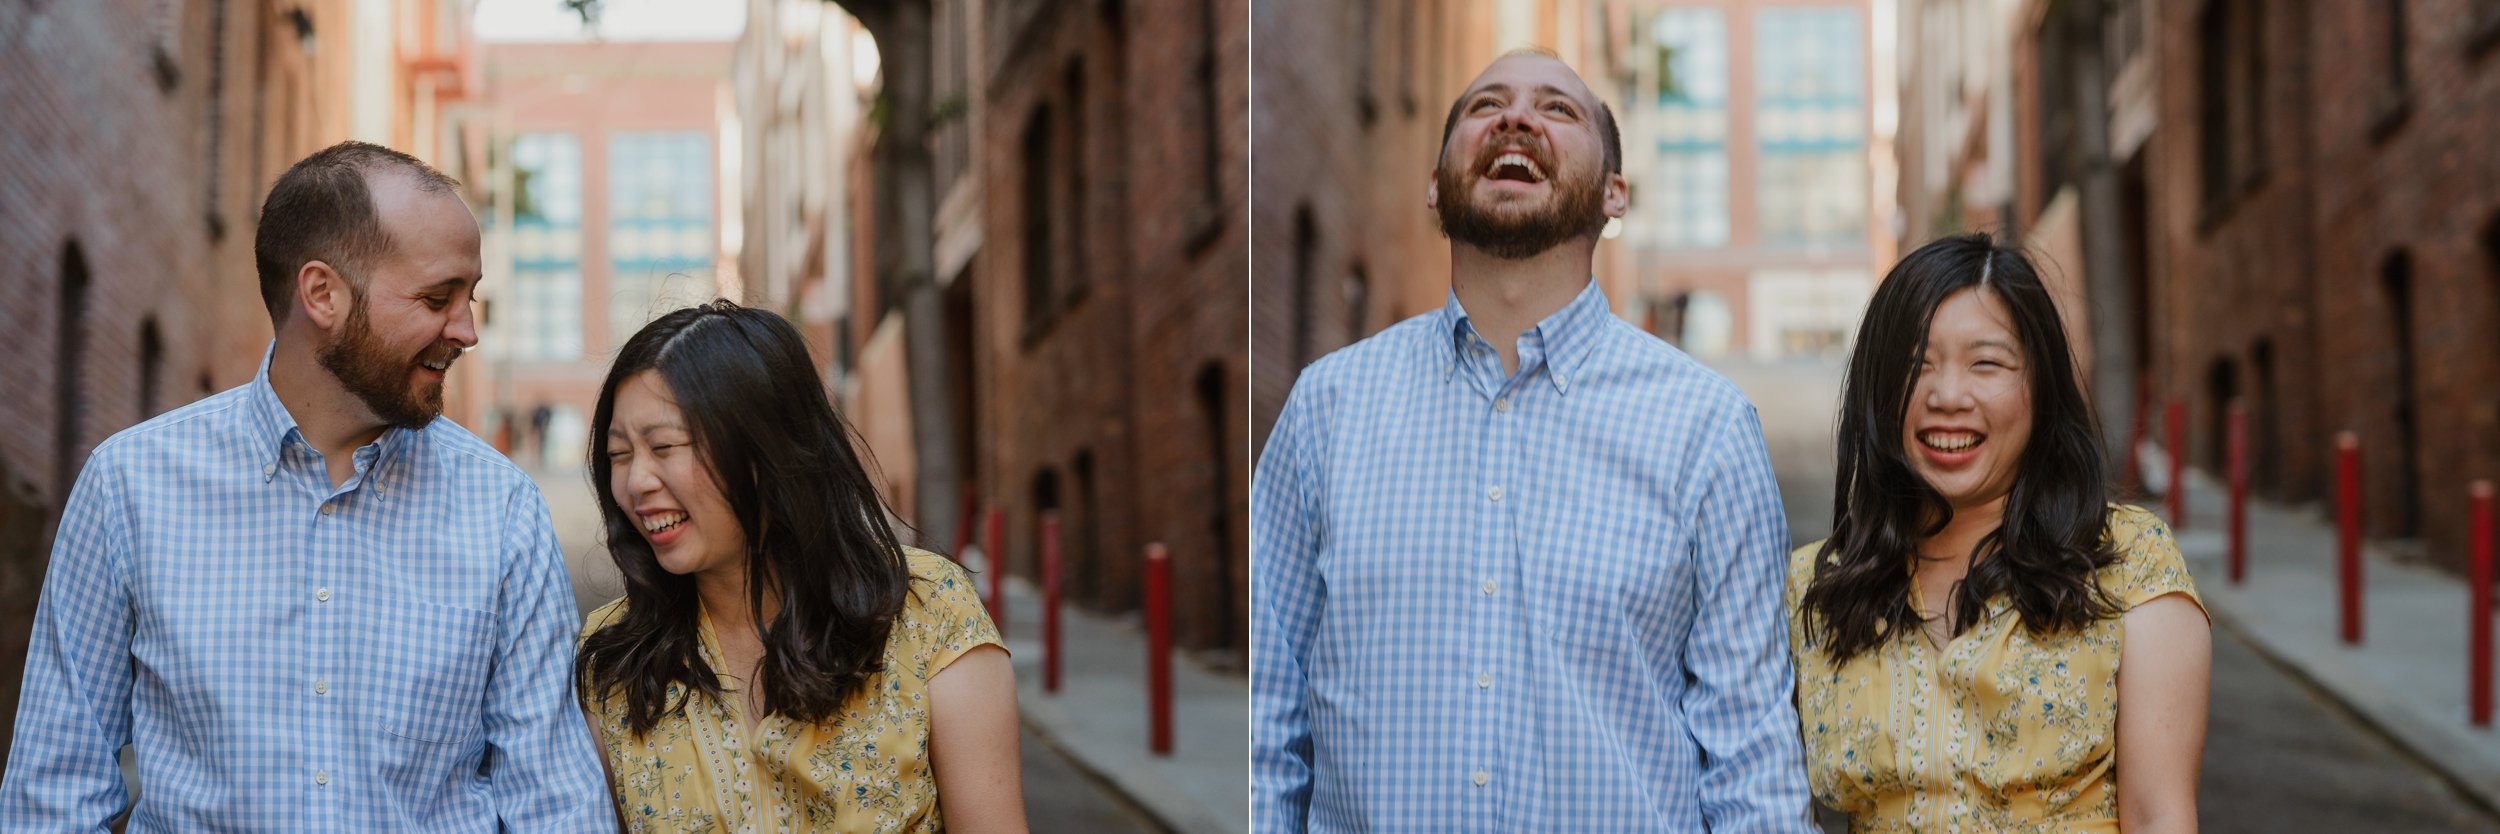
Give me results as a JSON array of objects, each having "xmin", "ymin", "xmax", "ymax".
[
  {"xmin": 1251, "ymin": 52, "xmax": 1815, "ymax": 832},
  {"xmin": 0, "ymin": 142, "xmax": 615, "ymax": 831}
]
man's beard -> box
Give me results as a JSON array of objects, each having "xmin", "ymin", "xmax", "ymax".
[
  {"xmin": 317, "ymin": 291, "xmax": 456, "ymax": 430},
  {"xmin": 1435, "ymin": 141, "xmax": 1609, "ymax": 260}
]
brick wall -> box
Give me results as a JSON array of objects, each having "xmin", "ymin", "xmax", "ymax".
[
  {"xmin": 2148, "ymin": 0, "xmax": 2500, "ymax": 572},
  {"xmin": 977, "ymin": 0, "xmax": 1248, "ymax": 656}
]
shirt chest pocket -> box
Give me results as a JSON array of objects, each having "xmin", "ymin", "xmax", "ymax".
[{"xmin": 356, "ymin": 596, "xmax": 495, "ymax": 744}]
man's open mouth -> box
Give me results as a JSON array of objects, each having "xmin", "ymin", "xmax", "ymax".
[{"xmin": 1485, "ymin": 151, "xmax": 1546, "ymax": 183}]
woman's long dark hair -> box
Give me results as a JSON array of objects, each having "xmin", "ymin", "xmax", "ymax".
[
  {"xmin": 1800, "ymin": 233, "xmax": 2120, "ymax": 667},
  {"xmin": 575, "ymin": 300, "xmax": 912, "ymax": 736}
]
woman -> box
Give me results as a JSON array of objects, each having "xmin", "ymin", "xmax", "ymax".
[
  {"xmin": 1788, "ymin": 234, "xmax": 2211, "ymax": 833},
  {"xmin": 576, "ymin": 301, "xmax": 1027, "ymax": 833}
]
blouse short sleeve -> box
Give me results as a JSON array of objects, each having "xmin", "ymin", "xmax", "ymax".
[
  {"xmin": 902, "ymin": 549, "xmax": 1007, "ymax": 678},
  {"xmin": 2104, "ymin": 505, "xmax": 2206, "ymax": 618}
]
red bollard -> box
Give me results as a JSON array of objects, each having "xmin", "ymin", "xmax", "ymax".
[
  {"xmin": 953, "ymin": 484, "xmax": 978, "ymax": 561},
  {"xmin": 984, "ymin": 506, "xmax": 1006, "ymax": 640},
  {"xmin": 2228, "ymin": 401, "xmax": 2247, "ymax": 584},
  {"xmin": 2337, "ymin": 432, "xmax": 2364, "ymax": 645},
  {"xmin": 2166, "ymin": 400, "xmax": 2188, "ymax": 528},
  {"xmin": 1042, "ymin": 512, "xmax": 1063, "ymax": 695},
  {"xmin": 2471, "ymin": 481, "xmax": 2493, "ymax": 728},
  {"xmin": 1145, "ymin": 543, "xmax": 1173, "ymax": 756}
]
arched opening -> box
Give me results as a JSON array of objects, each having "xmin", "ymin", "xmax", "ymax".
[
  {"xmin": 1071, "ymin": 449, "xmax": 1099, "ymax": 605},
  {"xmin": 2249, "ymin": 338, "xmax": 2280, "ymax": 495},
  {"xmin": 2382, "ymin": 250, "xmax": 2423, "ymax": 536},
  {"xmin": 2205, "ymin": 356, "xmax": 2239, "ymax": 474},
  {"xmin": 138, "ymin": 318, "xmax": 164, "ymax": 420},
  {"xmin": 1196, "ymin": 361, "xmax": 1237, "ymax": 655},
  {"xmin": 55, "ymin": 242, "xmax": 92, "ymax": 516},
  {"xmin": 1028, "ymin": 466, "xmax": 1061, "ymax": 581},
  {"xmin": 1293, "ymin": 204, "xmax": 1318, "ymax": 365}
]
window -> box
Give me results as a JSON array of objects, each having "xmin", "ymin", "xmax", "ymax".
[
  {"xmin": 1649, "ymin": 8, "xmax": 1731, "ymax": 248},
  {"xmin": 2199, "ymin": 0, "xmax": 2267, "ymax": 217},
  {"xmin": 1754, "ymin": 7, "xmax": 1866, "ymax": 247},
  {"xmin": 1064, "ymin": 60, "xmax": 1088, "ymax": 301},
  {"xmin": 607, "ymin": 131, "xmax": 715, "ymax": 340},
  {"xmin": 1022, "ymin": 110, "xmax": 1054, "ymax": 334},
  {"xmin": 505, "ymin": 133, "xmax": 584, "ymax": 360}
]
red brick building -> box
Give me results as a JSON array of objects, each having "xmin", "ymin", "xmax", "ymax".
[
  {"xmin": 2082, "ymin": 0, "xmax": 2500, "ymax": 571},
  {"xmin": 975, "ymin": 0, "xmax": 1249, "ymax": 658},
  {"xmin": 0, "ymin": 0, "xmax": 476, "ymax": 763}
]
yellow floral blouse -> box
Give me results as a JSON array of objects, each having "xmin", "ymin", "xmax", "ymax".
[
  {"xmin": 1785, "ymin": 505, "xmax": 2203, "ymax": 833},
  {"xmin": 581, "ymin": 549, "xmax": 1003, "ymax": 833}
]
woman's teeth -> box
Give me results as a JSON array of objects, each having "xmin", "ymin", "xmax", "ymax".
[
  {"xmin": 643, "ymin": 512, "xmax": 687, "ymax": 533},
  {"xmin": 1921, "ymin": 432, "xmax": 1982, "ymax": 452}
]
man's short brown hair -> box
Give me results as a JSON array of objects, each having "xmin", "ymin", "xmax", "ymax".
[{"xmin": 253, "ymin": 141, "xmax": 462, "ymax": 322}]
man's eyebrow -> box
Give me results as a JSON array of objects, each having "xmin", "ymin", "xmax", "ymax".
[{"xmin": 414, "ymin": 276, "xmax": 477, "ymax": 293}]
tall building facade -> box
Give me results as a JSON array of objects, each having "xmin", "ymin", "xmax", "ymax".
[
  {"xmin": 1621, "ymin": 0, "xmax": 1891, "ymax": 362},
  {"xmin": 737, "ymin": 0, "xmax": 1250, "ymax": 658},
  {"xmin": 471, "ymin": 39, "xmax": 736, "ymax": 469}
]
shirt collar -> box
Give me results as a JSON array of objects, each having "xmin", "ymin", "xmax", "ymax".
[
  {"xmin": 245, "ymin": 342, "xmax": 419, "ymax": 488},
  {"xmin": 1435, "ymin": 279, "xmax": 1612, "ymax": 394}
]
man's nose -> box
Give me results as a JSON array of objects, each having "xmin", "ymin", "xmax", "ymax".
[{"xmin": 445, "ymin": 299, "xmax": 480, "ymax": 348}]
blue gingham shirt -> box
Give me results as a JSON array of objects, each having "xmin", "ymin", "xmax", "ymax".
[
  {"xmin": 1, "ymin": 347, "xmax": 614, "ymax": 832},
  {"xmin": 1251, "ymin": 282, "xmax": 1814, "ymax": 833}
]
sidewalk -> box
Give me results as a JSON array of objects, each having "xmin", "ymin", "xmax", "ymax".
[
  {"xmin": 2155, "ymin": 457, "xmax": 2500, "ymax": 815},
  {"xmin": 976, "ymin": 554, "xmax": 1248, "ymax": 834}
]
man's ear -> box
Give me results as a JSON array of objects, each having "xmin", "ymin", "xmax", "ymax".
[
  {"xmin": 298, "ymin": 260, "xmax": 351, "ymax": 331},
  {"xmin": 1426, "ymin": 170, "xmax": 1442, "ymax": 210},
  {"xmin": 1603, "ymin": 172, "xmax": 1630, "ymax": 218}
]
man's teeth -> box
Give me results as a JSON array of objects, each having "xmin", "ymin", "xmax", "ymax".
[
  {"xmin": 1488, "ymin": 152, "xmax": 1543, "ymax": 180},
  {"xmin": 643, "ymin": 512, "xmax": 687, "ymax": 533},
  {"xmin": 422, "ymin": 359, "xmax": 450, "ymax": 371},
  {"xmin": 1922, "ymin": 432, "xmax": 1982, "ymax": 452}
]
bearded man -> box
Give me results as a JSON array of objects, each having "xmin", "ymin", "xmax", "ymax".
[
  {"xmin": 1251, "ymin": 52, "xmax": 1816, "ymax": 832},
  {"xmin": 1, "ymin": 142, "xmax": 614, "ymax": 832}
]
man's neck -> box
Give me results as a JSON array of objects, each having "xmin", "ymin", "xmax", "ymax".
[
  {"xmin": 1450, "ymin": 240, "xmax": 1595, "ymax": 376},
  {"xmin": 266, "ymin": 332, "xmax": 387, "ymax": 487}
]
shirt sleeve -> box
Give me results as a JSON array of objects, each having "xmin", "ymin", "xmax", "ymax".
[
  {"xmin": 2113, "ymin": 507, "xmax": 2204, "ymax": 617},
  {"xmin": 0, "ymin": 457, "xmax": 138, "ymax": 832},
  {"xmin": 482, "ymin": 484, "xmax": 618, "ymax": 833},
  {"xmin": 1680, "ymin": 401, "xmax": 1821, "ymax": 834},
  {"xmin": 915, "ymin": 552, "xmax": 1005, "ymax": 675},
  {"xmin": 1250, "ymin": 380, "xmax": 1326, "ymax": 834}
]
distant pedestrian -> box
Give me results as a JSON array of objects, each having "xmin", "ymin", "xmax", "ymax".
[
  {"xmin": 1788, "ymin": 233, "xmax": 2211, "ymax": 831},
  {"xmin": 0, "ymin": 141, "xmax": 614, "ymax": 831},
  {"xmin": 1250, "ymin": 50, "xmax": 1817, "ymax": 832},
  {"xmin": 576, "ymin": 301, "xmax": 1026, "ymax": 832},
  {"xmin": 532, "ymin": 403, "xmax": 555, "ymax": 467}
]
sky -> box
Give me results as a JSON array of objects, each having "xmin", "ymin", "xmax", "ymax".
[{"xmin": 472, "ymin": 0, "xmax": 746, "ymax": 43}]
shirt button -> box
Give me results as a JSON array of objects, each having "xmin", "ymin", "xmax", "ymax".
[
  {"xmin": 1472, "ymin": 770, "xmax": 1490, "ymax": 787},
  {"xmin": 1481, "ymin": 580, "xmax": 1497, "ymax": 596},
  {"xmin": 1495, "ymin": 398, "xmax": 1510, "ymax": 413},
  {"xmin": 315, "ymin": 587, "xmax": 331, "ymax": 603},
  {"xmin": 1477, "ymin": 673, "xmax": 1492, "ymax": 689},
  {"xmin": 314, "ymin": 770, "xmax": 329, "ymax": 786},
  {"xmin": 314, "ymin": 678, "xmax": 328, "ymax": 695},
  {"xmin": 1487, "ymin": 486, "xmax": 1503, "ymax": 502},
  {"xmin": 262, "ymin": 463, "xmax": 275, "ymax": 477},
  {"xmin": 320, "ymin": 502, "xmax": 334, "ymax": 516}
]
